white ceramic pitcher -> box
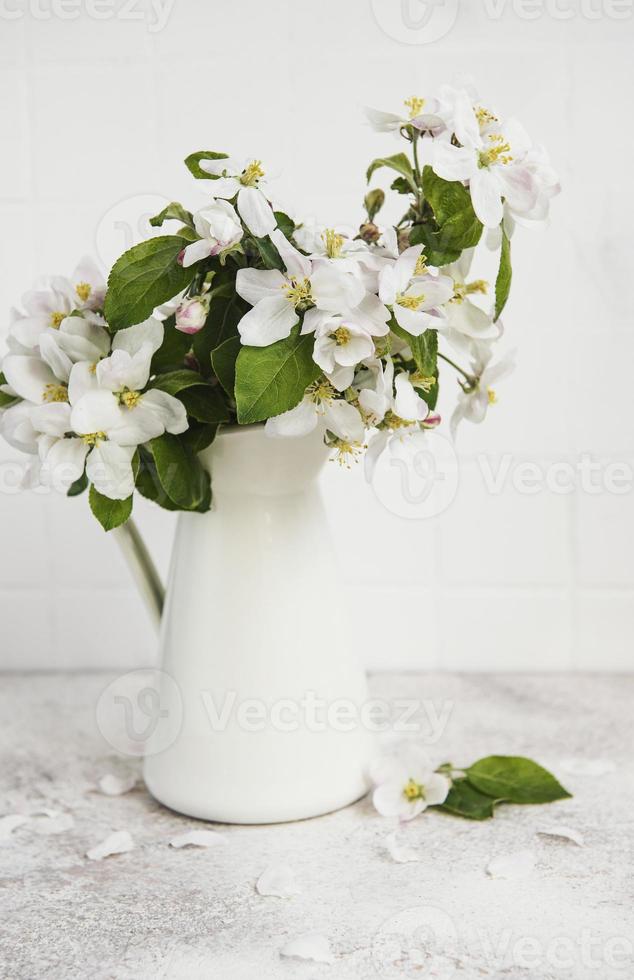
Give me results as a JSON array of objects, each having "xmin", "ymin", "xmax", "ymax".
[{"xmin": 117, "ymin": 425, "xmax": 372, "ymax": 824}]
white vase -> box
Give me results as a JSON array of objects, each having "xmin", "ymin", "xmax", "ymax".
[{"xmin": 142, "ymin": 425, "xmax": 373, "ymax": 824}]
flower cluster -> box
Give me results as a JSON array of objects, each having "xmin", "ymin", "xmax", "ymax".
[{"xmin": 0, "ymin": 80, "xmax": 559, "ymax": 529}]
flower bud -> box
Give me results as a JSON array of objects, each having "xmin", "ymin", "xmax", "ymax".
[
  {"xmin": 175, "ymin": 296, "xmax": 210, "ymax": 335},
  {"xmin": 363, "ymin": 188, "xmax": 385, "ymax": 222},
  {"xmin": 359, "ymin": 222, "xmax": 380, "ymax": 244}
]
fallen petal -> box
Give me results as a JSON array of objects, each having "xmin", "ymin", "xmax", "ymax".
[
  {"xmin": 384, "ymin": 832, "xmax": 421, "ymax": 864},
  {"xmin": 256, "ymin": 864, "xmax": 301, "ymax": 897},
  {"xmin": 168, "ymin": 830, "xmax": 226, "ymax": 849},
  {"xmin": 34, "ymin": 813, "xmax": 75, "ymax": 835},
  {"xmin": 0, "ymin": 815, "xmax": 29, "ymax": 840},
  {"xmin": 98, "ymin": 773, "xmax": 137, "ymax": 796},
  {"xmin": 537, "ymin": 826, "xmax": 584, "ymax": 847},
  {"xmin": 486, "ymin": 849, "xmax": 535, "ymax": 879},
  {"xmin": 86, "ymin": 830, "xmax": 134, "ymax": 861},
  {"xmin": 559, "ymin": 758, "xmax": 616, "ymax": 777},
  {"xmin": 280, "ymin": 934, "xmax": 334, "ymax": 964}
]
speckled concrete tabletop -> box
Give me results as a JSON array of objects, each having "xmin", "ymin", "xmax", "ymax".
[{"xmin": 1, "ymin": 672, "xmax": 633, "ymax": 980}]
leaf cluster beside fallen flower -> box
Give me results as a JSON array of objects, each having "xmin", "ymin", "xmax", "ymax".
[
  {"xmin": 0, "ymin": 80, "xmax": 559, "ymax": 530},
  {"xmin": 370, "ymin": 748, "xmax": 571, "ymax": 821}
]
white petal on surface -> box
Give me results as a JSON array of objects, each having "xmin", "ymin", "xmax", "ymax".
[
  {"xmin": 486, "ymin": 849, "xmax": 536, "ymax": 879},
  {"xmin": 256, "ymin": 864, "xmax": 301, "ymax": 897},
  {"xmin": 168, "ymin": 830, "xmax": 227, "ymax": 849},
  {"xmin": 33, "ymin": 812, "xmax": 75, "ymax": 835},
  {"xmin": 237, "ymin": 186, "xmax": 276, "ymax": 238},
  {"xmin": 86, "ymin": 830, "xmax": 134, "ymax": 861},
  {"xmin": 559, "ymin": 758, "xmax": 616, "ymax": 777},
  {"xmin": 235, "ymin": 268, "xmax": 287, "ymax": 306},
  {"xmin": 237, "ymin": 295, "xmax": 298, "ymax": 346},
  {"xmin": 536, "ymin": 826, "xmax": 584, "ymax": 847},
  {"xmin": 98, "ymin": 773, "xmax": 137, "ymax": 797},
  {"xmin": 385, "ymin": 832, "xmax": 422, "ymax": 864},
  {"xmin": 280, "ymin": 934, "xmax": 334, "ymax": 964},
  {"xmin": 0, "ymin": 815, "xmax": 29, "ymax": 840}
]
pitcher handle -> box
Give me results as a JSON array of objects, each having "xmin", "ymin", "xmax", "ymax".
[{"xmin": 113, "ymin": 518, "xmax": 164, "ymax": 628}]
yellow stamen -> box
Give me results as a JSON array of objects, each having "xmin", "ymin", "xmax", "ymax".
[
  {"xmin": 283, "ymin": 277, "xmax": 313, "ymax": 310},
  {"xmin": 82, "ymin": 431, "xmax": 106, "ymax": 446},
  {"xmin": 403, "ymin": 778, "xmax": 426, "ymax": 802},
  {"xmin": 321, "ymin": 228, "xmax": 345, "ymax": 259},
  {"xmin": 50, "ymin": 311, "xmax": 66, "ymax": 329},
  {"xmin": 383, "ymin": 410, "xmax": 413, "ymax": 430},
  {"xmin": 120, "ymin": 389, "xmax": 141, "ymax": 409},
  {"xmin": 88, "ymin": 362, "xmax": 97, "ymax": 375},
  {"xmin": 404, "ymin": 96, "xmax": 425, "ymax": 119},
  {"xmin": 397, "ymin": 292, "xmax": 426, "ymax": 311},
  {"xmin": 307, "ymin": 379, "xmax": 336, "ymax": 405},
  {"xmin": 240, "ymin": 160, "xmax": 264, "ymax": 187},
  {"xmin": 42, "ymin": 383, "xmax": 69, "ymax": 403},
  {"xmin": 333, "ymin": 326, "xmax": 351, "ymax": 346},
  {"xmin": 410, "ymin": 373, "xmax": 436, "ymax": 393},
  {"xmin": 475, "ymin": 105, "xmax": 499, "ymax": 127},
  {"xmin": 414, "ymin": 254, "xmax": 429, "ymax": 277},
  {"xmin": 75, "ymin": 282, "xmax": 92, "ymax": 303},
  {"xmin": 487, "ymin": 388, "xmax": 497, "ymax": 405},
  {"xmin": 466, "ymin": 279, "xmax": 488, "ymax": 295},
  {"xmin": 330, "ymin": 438, "xmax": 364, "ymax": 468},
  {"xmin": 479, "ymin": 134, "xmax": 513, "ymax": 168}
]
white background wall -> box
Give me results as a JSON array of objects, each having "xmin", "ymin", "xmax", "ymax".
[{"xmin": 1, "ymin": 0, "xmax": 632, "ymax": 672}]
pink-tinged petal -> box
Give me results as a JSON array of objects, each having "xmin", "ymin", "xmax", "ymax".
[
  {"xmin": 237, "ymin": 186, "xmax": 276, "ymax": 238},
  {"xmin": 470, "ymin": 169, "xmax": 504, "ymax": 228},
  {"xmin": 497, "ymin": 165, "xmax": 538, "ymax": 216},
  {"xmin": 2, "ymin": 355, "xmax": 58, "ymax": 403},
  {"xmin": 181, "ymin": 238, "xmax": 214, "ymax": 269},
  {"xmin": 236, "ymin": 268, "xmax": 286, "ymax": 306},
  {"xmin": 237, "ymin": 295, "xmax": 298, "ymax": 346}
]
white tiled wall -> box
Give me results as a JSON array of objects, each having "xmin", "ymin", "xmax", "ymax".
[{"xmin": 1, "ymin": 0, "xmax": 632, "ymax": 671}]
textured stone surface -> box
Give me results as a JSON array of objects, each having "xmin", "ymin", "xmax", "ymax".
[{"xmin": 1, "ymin": 672, "xmax": 633, "ymax": 979}]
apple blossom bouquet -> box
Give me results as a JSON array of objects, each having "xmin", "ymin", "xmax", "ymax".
[{"xmin": 0, "ymin": 81, "xmax": 558, "ymax": 531}]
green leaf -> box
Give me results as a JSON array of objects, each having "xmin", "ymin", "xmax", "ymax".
[
  {"xmin": 366, "ymin": 153, "xmax": 417, "ymax": 193},
  {"xmin": 67, "ymin": 471, "xmax": 88, "ymax": 497},
  {"xmin": 274, "ymin": 211, "xmax": 295, "ymax": 239},
  {"xmin": 184, "ymin": 150, "xmax": 229, "ymax": 180},
  {"xmin": 409, "ymin": 224, "xmax": 462, "ymax": 267},
  {"xmin": 417, "ymin": 166, "xmax": 483, "ymax": 259},
  {"xmin": 179, "ymin": 385, "xmax": 231, "ymax": 423},
  {"xmin": 235, "ymin": 326, "xmax": 320, "ymax": 424},
  {"xmin": 149, "ymin": 202, "xmax": 194, "ymax": 229},
  {"xmin": 152, "ymin": 369, "xmax": 209, "ymax": 395},
  {"xmin": 88, "ymin": 485, "xmax": 132, "ymax": 531},
  {"xmin": 150, "ymin": 315, "xmax": 192, "ymax": 374},
  {"xmin": 104, "ymin": 236, "xmax": 194, "ymax": 331},
  {"xmin": 0, "ymin": 390, "xmax": 18, "ymax": 408},
  {"xmin": 467, "ymin": 756, "xmax": 572, "ymax": 805},
  {"xmin": 135, "ymin": 459, "xmax": 180, "ymax": 511},
  {"xmin": 253, "ymin": 235, "xmax": 283, "ymax": 270},
  {"xmin": 181, "ymin": 422, "xmax": 219, "ymax": 455},
  {"xmin": 436, "ymin": 779, "xmax": 497, "ymax": 820},
  {"xmin": 389, "ymin": 322, "xmax": 439, "ymax": 409},
  {"xmin": 192, "ymin": 294, "xmax": 244, "ymax": 373},
  {"xmin": 494, "ymin": 229, "xmax": 512, "ymax": 321},
  {"xmin": 147, "ymin": 433, "xmax": 211, "ymax": 510},
  {"xmin": 211, "ymin": 336, "xmax": 241, "ymax": 397}
]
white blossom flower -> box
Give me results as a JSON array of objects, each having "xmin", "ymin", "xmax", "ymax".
[
  {"xmin": 379, "ymin": 245, "xmax": 453, "ymax": 336},
  {"xmin": 198, "ymin": 156, "xmax": 276, "ymax": 238},
  {"xmin": 235, "ymin": 230, "xmax": 366, "ymax": 347},
  {"xmin": 266, "ymin": 378, "xmax": 365, "ymax": 442},
  {"xmin": 370, "ymin": 744, "xmax": 450, "ymax": 820},
  {"xmin": 365, "ymin": 95, "xmax": 445, "ymax": 135},
  {"xmin": 441, "ymin": 251, "xmax": 499, "ymax": 354},
  {"xmin": 450, "ymin": 348, "xmax": 515, "ymax": 437},
  {"xmin": 309, "ymin": 312, "xmax": 375, "ymax": 391},
  {"xmin": 181, "ymin": 200, "xmax": 244, "ymax": 268}
]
